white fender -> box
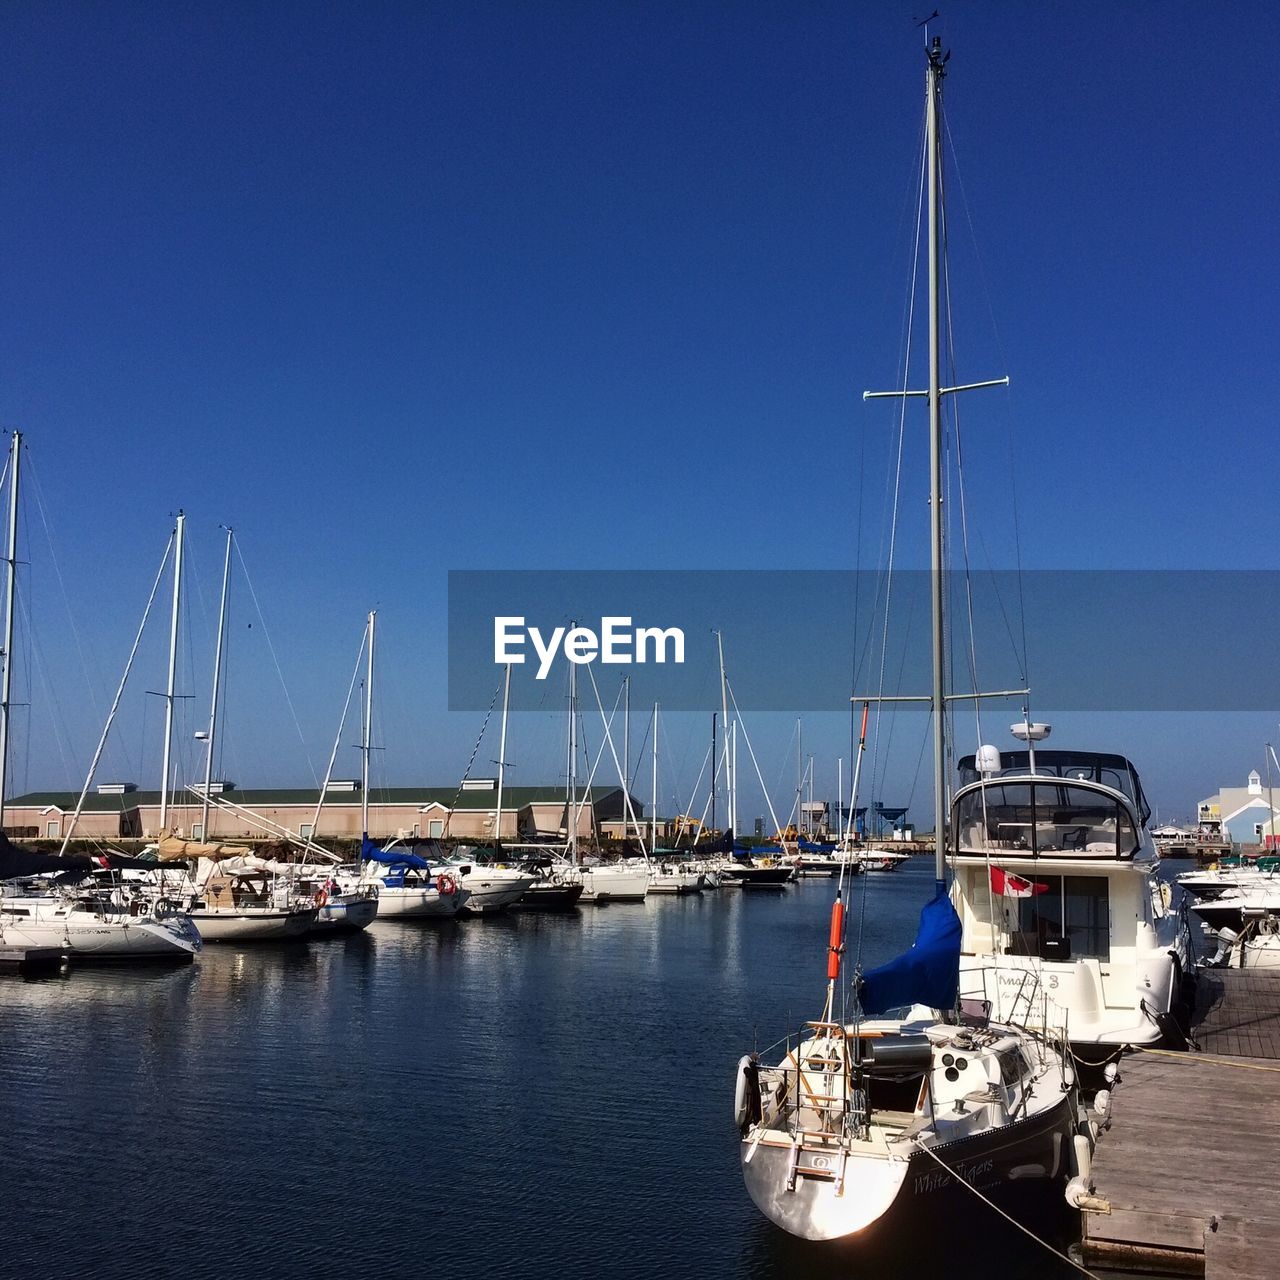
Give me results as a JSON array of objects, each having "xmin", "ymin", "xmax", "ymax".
[{"xmin": 734, "ymin": 1054, "xmax": 753, "ymax": 1128}]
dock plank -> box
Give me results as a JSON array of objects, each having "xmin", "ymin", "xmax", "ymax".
[{"xmin": 1081, "ymin": 968, "xmax": 1280, "ymax": 1277}]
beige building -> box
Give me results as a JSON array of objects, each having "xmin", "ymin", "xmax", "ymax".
[{"xmin": 5, "ymin": 778, "xmax": 643, "ymax": 846}]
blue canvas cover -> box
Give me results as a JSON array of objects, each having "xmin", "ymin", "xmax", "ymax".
[
  {"xmin": 858, "ymin": 891, "xmax": 961, "ymax": 1015},
  {"xmin": 361, "ymin": 839, "xmax": 430, "ymax": 871}
]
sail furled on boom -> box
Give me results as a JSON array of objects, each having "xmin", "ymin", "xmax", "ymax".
[{"xmin": 857, "ymin": 891, "xmax": 961, "ymax": 1015}]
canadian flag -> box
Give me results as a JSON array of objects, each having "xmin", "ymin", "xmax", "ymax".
[{"xmin": 990, "ymin": 867, "xmax": 1049, "ymax": 898}]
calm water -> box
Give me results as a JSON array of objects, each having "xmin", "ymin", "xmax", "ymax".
[{"xmin": 0, "ymin": 860, "xmax": 1084, "ymax": 1279}]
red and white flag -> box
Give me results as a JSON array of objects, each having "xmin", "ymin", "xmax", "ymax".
[
  {"xmin": 92, "ymin": 855, "xmax": 112, "ymax": 869},
  {"xmin": 990, "ymin": 867, "xmax": 1049, "ymax": 898}
]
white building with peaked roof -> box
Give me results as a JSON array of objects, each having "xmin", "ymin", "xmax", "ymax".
[{"xmin": 1199, "ymin": 768, "xmax": 1280, "ymax": 849}]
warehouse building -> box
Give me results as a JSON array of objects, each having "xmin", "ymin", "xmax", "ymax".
[{"xmin": 4, "ymin": 778, "xmax": 644, "ymax": 846}]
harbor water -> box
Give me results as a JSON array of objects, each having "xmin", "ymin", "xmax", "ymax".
[{"xmin": 0, "ymin": 860, "xmax": 1083, "ymax": 1279}]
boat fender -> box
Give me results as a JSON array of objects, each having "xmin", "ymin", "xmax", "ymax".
[
  {"xmin": 1159, "ymin": 882, "xmax": 1173, "ymax": 910},
  {"xmin": 437, "ymin": 873, "xmax": 459, "ymax": 897},
  {"xmin": 734, "ymin": 1055, "xmax": 761, "ymax": 1134},
  {"xmin": 314, "ymin": 888, "xmax": 329, "ymax": 909}
]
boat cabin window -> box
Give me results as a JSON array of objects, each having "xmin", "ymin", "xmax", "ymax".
[
  {"xmin": 1004, "ymin": 875, "xmax": 1110, "ymax": 961},
  {"xmin": 956, "ymin": 750, "xmax": 1152, "ymax": 825},
  {"xmin": 954, "ymin": 783, "xmax": 1137, "ymax": 857},
  {"xmin": 997, "ymin": 1047, "xmax": 1026, "ymax": 1086}
]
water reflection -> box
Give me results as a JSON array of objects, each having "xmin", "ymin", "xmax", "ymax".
[{"xmin": 0, "ymin": 866, "xmax": 1085, "ymax": 1279}]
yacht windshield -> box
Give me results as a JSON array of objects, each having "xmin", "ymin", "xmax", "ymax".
[
  {"xmin": 956, "ymin": 750, "xmax": 1151, "ymax": 825},
  {"xmin": 953, "ymin": 781, "xmax": 1138, "ymax": 857}
]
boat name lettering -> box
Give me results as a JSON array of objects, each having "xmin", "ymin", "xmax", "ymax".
[
  {"xmin": 913, "ymin": 1157, "xmax": 995, "ymax": 1194},
  {"xmin": 493, "ymin": 617, "xmax": 686, "ymax": 680}
]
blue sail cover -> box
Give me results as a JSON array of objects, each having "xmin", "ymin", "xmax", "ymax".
[
  {"xmin": 361, "ymin": 839, "xmax": 430, "ymax": 871},
  {"xmin": 858, "ymin": 892, "xmax": 961, "ymax": 1016}
]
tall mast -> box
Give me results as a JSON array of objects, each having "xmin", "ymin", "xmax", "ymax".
[
  {"xmin": 494, "ymin": 662, "xmax": 511, "ymax": 845},
  {"xmin": 717, "ymin": 630, "xmax": 733, "ymax": 836},
  {"xmin": 200, "ymin": 525, "xmax": 233, "ymax": 841},
  {"xmin": 796, "ymin": 717, "xmax": 803, "ymax": 836},
  {"xmin": 925, "ymin": 38, "xmax": 948, "ymax": 895},
  {"xmin": 1267, "ymin": 743, "xmax": 1277, "ymax": 853},
  {"xmin": 0, "ymin": 432, "xmax": 20, "ymax": 826},
  {"xmin": 837, "ymin": 757, "xmax": 843, "ymax": 842},
  {"xmin": 158, "ymin": 510, "xmax": 185, "ymax": 833},
  {"xmin": 650, "ymin": 701, "xmax": 659, "ymax": 855},
  {"xmin": 730, "ymin": 722, "xmax": 738, "ymax": 840},
  {"xmin": 710, "ymin": 711, "xmax": 718, "ymax": 833},
  {"xmin": 361, "ymin": 610, "xmax": 375, "ymax": 843},
  {"xmin": 623, "ymin": 675, "xmax": 630, "ymax": 802},
  {"xmin": 567, "ymin": 655, "xmax": 578, "ymax": 863},
  {"xmin": 807, "ymin": 754, "xmax": 814, "ymax": 836}
]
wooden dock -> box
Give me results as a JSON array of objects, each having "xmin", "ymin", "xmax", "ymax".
[
  {"xmin": 1080, "ymin": 969, "xmax": 1280, "ymax": 1277},
  {"xmin": 0, "ymin": 944, "xmax": 66, "ymax": 975}
]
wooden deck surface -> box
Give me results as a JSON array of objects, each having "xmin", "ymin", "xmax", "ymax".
[{"xmin": 1081, "ymin": 968, "xmax": 1280, "ymax": 1277}]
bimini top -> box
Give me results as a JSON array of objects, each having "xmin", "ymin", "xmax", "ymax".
[{"xmin": 956, "ymin": 750, "xmax": 1151, "ymax": 826}]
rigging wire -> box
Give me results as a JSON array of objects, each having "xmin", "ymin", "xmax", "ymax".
[
  {"xmin": 232, "ymin": 539, "xmax": 319, "ymax": 790},
  {"xmin": 441, "ymin": 675, "xmax": 503, "ymax": 840},
  {"xmin": 58, "ymin": 533, "xmax": 174, "ymax": 853}
]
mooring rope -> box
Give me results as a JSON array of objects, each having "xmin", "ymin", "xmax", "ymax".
[{"xmin": 911, "ymin": 1140, "xmax": 1101, "ymax": 1280}]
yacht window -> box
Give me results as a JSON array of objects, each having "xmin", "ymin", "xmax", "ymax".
[
  {"xmin": 955, "ymin": 784, "xmax": 1034, "ymax": 850},
  {"xmin": 1009, "ymin": 875, "xmax": 1110, "ymax": 961}
]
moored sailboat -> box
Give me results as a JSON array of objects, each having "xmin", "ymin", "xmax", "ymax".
[{"xmin": 736, "ymin": 38, "xmax": 1083, "ymax": 1241}]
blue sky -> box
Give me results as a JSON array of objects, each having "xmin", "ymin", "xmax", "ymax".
[{"xmin": 1, "ymin": 3, "xmax": 1277, "ymax": 827}]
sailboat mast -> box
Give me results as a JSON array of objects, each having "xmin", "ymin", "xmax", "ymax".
[
  {"xmin": 926, "ymin": 38, "xmax": 948, "ymax": 894},
  {"xmin": 717, "ymin": 630, "xmax": 732, "ymax": 835},
  {"xmin": 567, "ymin": 656, "xmax": 578, "ymax": 863},
  {"xmin": 651, "ymin": 701, "xmax": 659, "ymax": 855},
  {"xmin": 200, "ymin": 525, "xmax": 233, "ymax": 840},
  {"xmin": 837, "ymin": 757, "xmax": 843, "ymax": 842},
  {"xmin": 494, "ymin": 662, "xmax": 511, "ymax": 845},
  {"xmin": 0, "ymin": 432, "xmax": 20, "ymax": 826},
  {"xmin": 710, "ymin": 711, "xmax": 717, "ymax": 834},
  {"xmin": 158, "ymin": 510, "xmax": 185, "ymax": 833},
  {"xmin": 796, "ymin": 717, "xmax": 802, "ymax": 837},
  {"xmin": 362, "ymin": 610, "xmax": 375, "ymax": 842},
  {"xmin": 1266, "ymin": 743, "xmax": 1276, "ymax": 853}
]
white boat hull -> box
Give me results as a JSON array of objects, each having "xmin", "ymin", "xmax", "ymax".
[
  {"xmin": 0, "ymin": 910, "xmax": 201, "ymax": 960},
  {"xmin": 579, "ymin": 865, "xmax": 649, "ymax": 902},
  {"xmin": 373, "ymin": 885, "xmax": 468, "ymax": 918},
  {"xmin": 311, "ymin": 896, "xmax": 379, "ymax": 933},
  {"xmin": 457, "ymin": 872, "xmax": 537, "ymax": 913},
  {"xmin": 189, "ymin": 908, "xmax": 317, "ymax": 942}
]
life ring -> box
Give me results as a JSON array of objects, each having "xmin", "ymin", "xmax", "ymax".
[
  {"xmin": 436, "ymin": 873, "xmax": 458, "ymax": 897},
  {"xmin": 314, "ymin": 888, "xmax": 329, "ymax": 908}
]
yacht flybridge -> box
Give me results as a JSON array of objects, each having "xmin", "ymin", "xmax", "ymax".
[{"xmin": 950, "ymin": 745, "xmax": 1193, "ymax": 1053}]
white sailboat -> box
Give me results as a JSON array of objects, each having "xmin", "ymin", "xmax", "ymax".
[
  {"xmin": 354, "ymin": 612, "xmax": 470, "ymax": 918},
  {"xmin": 737, "ymin": 39, "xmax": 1081, "ymax": 1242},
  {"xmin": 645, "ymin": 703, "xmax": 705, "ymax": 894}
]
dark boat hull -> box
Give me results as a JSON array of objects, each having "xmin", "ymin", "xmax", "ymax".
[{"xmin": 514, "ymin": 883, "xmax": 585, "ymax": 911}]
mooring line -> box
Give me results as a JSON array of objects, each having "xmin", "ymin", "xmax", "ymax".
[{"xmin": 911, "ymin": 1141, "xmax": 1102, "ymax": 1280}]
